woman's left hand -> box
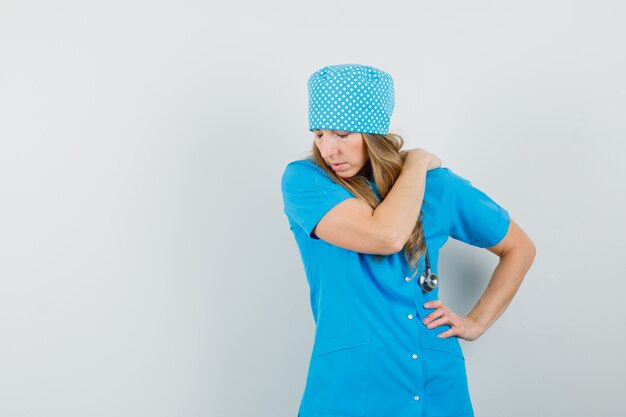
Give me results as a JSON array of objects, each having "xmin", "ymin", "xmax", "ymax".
[{"xmin": 422, "ymin": 299, "xmax": 485, "ymax": 341}]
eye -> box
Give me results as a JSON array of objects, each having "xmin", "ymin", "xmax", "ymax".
[{"xmin": 315, "ymin": 133, "xmax": 349, "ymax": 139}]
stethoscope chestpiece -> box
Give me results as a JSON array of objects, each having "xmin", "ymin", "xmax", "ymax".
[
  {"xmin": 418, "ymin": 244, "xmax": 439, "ymax": 292},
  {"xmin": 418, "ymin": 269, "xmax": 438, "ymax": 292}
]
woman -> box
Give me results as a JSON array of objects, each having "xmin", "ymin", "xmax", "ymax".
[{"xmin": 281, "ymin": 64, "xmax": 536, "ymax": 417}]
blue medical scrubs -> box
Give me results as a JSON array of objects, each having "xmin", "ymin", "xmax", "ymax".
[{"xmin": 281, "ymin": 157, "xmax": 510, "ymax": 417}]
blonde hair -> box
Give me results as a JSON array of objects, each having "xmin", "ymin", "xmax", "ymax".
[{"xmin": 308, "ymin": 132, "xmax": 426, "ymax": 278}]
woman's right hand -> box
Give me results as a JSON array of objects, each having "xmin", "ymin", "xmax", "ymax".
[{"xmin": 401, "ymin": 148, "xmax": 442, "ymax": 171}]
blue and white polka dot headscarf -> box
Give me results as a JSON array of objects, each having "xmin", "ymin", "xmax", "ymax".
[{"xmin": 307, "ymin": 63, "xmax": 395, "ymax": 135}]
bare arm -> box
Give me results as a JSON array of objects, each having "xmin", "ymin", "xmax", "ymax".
[
  {"xmin": 313, "ymin": 150, "xmax": 439, "ymax": 255},
  {"xmin": 423, "ymin": 218, "xmax": 536, "ymax": 340},
  {"xmin": 466, "ymin": 218, "xmax": 536, "ymax": 332},
  {"xmin": 372, "ymin": 156, "xmax": 431, "ymax": 252}
]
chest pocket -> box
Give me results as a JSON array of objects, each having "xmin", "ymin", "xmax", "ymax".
[
  {"xmin": 302, "ymin": 329, "xmax": 372, "ymax": 417},
  {"xmin": 420, "ymin": 332, "xmax": 473, "ymax": 417}
]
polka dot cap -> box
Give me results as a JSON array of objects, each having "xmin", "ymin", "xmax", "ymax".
[{"xmin": 307, "ymin": 63, "xmax": 395, "ymax": 135}]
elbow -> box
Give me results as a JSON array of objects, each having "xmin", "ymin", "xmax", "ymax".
[
  {"xmin": 520, "ymin": 231, "xmax": 537, "ymax": 262},
  {"xmin": 385, "ymin": 230, "xmax": 406, "ymax": 255},
  {"xmin": 527, "ymin": 239, "xmax": 537, "ymax": 264},
  {"xmin": 519, "ymin": 240, "xmax": 537, "ymax": 277},
  {"xmin": 506, "ymin": 237, "xmax": 536, "ymax": 268}
]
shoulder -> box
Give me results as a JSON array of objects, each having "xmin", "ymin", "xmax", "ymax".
[
  {"xmin": 432, "ymin": 166, "xmax": 470, "ymax": 190},
  {"xmin": 283, "ymin": 157, "xmax": 318, "ymax": 173},
  {"xmin": 420, "ymin": 167, "xmax": 455, "ymax": 210},
  {"xmin": 426, "ymin": 166, "xmax": 450, "ymax": 178},
  {"xmin": 442, "ymin": 166, "xmax": 496, "ymax": 195},
  {"xmin": 425, "ymin": 167, "xmax": 454, "ymax": 191},
  {"xmin": 282, "ymin": 158, "xmax": 322, "ymax": 181},
  {"xmin": 427, "ymin": 166, "xmax": 459, "ymax": 179},
  {"xmin": 281, "ymin": 158, "xmax": 335, "ymax": 191}
]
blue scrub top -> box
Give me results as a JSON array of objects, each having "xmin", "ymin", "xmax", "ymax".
[{"xmin": 281, "ymin": 157, "xmax": 510, "ymax": 417}]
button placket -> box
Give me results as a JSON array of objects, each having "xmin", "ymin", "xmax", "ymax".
[{"xmin": 404, "ymin": 270, "xmax": 424, "ymax": 408}]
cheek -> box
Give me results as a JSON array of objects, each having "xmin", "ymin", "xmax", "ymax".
[{"xmin": 354, "ymin": 141, "xmax": 366, "ymax": 158}]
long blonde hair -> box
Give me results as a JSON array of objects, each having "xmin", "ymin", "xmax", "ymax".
[{"xmin": 308, "ymin": 132, "xmax": 426, "ymax": 278}]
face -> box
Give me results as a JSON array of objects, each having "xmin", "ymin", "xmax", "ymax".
[{"xmin": 313, "ymin": 129, "xmax": 369, "ymax": 178}]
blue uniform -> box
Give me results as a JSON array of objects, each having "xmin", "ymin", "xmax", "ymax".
[{"xmin": 280, "ymin": 158, "xmax": 511, "ymax": 417}]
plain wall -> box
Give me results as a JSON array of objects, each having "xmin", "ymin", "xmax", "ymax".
[{"xmin": 1, "ymin": 1, "xmax": 624, "ymax": 416}]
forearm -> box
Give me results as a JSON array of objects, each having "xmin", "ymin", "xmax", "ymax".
[
  {"xmin": 372, "ymin": 159, "xmax": 429, "ymax": 249},
  {"xmin": 467, "ymin": 245, "xmax": 534, "ymax": 332}
]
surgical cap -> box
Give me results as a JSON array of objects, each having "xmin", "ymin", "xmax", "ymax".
[{"xmin": 307, "ymin": 63, "xmax": 395, "ymax": 135}]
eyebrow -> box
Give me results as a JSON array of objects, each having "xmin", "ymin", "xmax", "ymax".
[{"xmin": 313, "ymin": 130, "xmax": 349, "ymax": 134}]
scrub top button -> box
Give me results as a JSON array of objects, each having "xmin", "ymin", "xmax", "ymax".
[
  {"xmin": 414, "ymin": 395, "xmax": 420, "ymax": 401},
  {"xmin": 407, "ymin": 314, "xmax": 413, "ymax": 320},
  {"xmin": 412, "ymin": 354, "xmax": 418, "ymax": 359},
  {"xmin": 405, "ymin": 276, "xmax": 411, "ymax": 282}
]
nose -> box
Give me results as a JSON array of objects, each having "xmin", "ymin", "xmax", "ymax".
[{"xmin": 318, "ymin": 133, "xmax": 340, "ymax": 158}]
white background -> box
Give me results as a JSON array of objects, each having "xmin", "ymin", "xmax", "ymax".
[{"xmin": 1, "ymin": 1, "xmax": 624, "ymax": 416}]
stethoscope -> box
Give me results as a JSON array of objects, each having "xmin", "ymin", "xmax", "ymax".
[
  {"xmin": 406, "ymin": 244, "xmax": 439, "ymax": 292},
  {"xmin": 372, "ymin": 180, "xmax": 439, "ymax": 292}
]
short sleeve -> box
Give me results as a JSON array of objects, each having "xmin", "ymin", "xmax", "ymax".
[
  {"xmin": 281, "ymin": 160, "xmax": 355, "ymax": 239},
  {"xmin": 448, "ymin": 168, "xmax": 511, "ymax": 248}
]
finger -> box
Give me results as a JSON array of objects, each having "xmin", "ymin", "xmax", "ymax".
[
  {"xmin": 424, "ymin": 300, "xmax": 443, "ymax": 309},
  {"xmin": 437, "ymin": 328, "xmax": 456, "ymax": 338},
  {"xmin": 426, "ymin": 315, "xmax": 449, "ymax": 329},
  {"xmin": 423, "ymin": 308, "xmax": 445, "ymax": 325}
]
